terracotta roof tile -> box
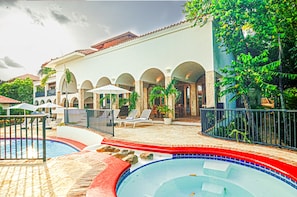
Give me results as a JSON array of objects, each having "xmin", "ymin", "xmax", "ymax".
[
  {"xmin": 75, "ymin": 49, "xmax": 98, "ymax": 55},
  {"xmin": 139, "ymin": 20, "xmax": 188, "ymax": 38},
  {"xmin": 0, "ymin": 95, "xmax": 20, "ymax": 104},
  {"xmin": 8, "ymin": 74, "xmax": 39, "ymax": 82},
  {"xmin": 42, "ymin": 20, "xmax": 187, "ymax": 67},
  {"xmin": 91, "ymin": 31, "xmax": 138, "ymax": 51}
]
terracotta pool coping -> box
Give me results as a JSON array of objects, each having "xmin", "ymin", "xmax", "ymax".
[
  {"xmin": 49, "ymin": 137, "xmax": 297, "ymax": 196},
  {"xmin": 84, "ymin": 138, "xmax": 297, "ymax": 197},
  {"xmin": 47, "ymin": 136, "xmax": 87, "ymax": 151}
]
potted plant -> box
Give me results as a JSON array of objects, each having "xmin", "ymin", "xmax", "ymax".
[
  {"xmin": 149, "ymin": 79, "xmax": 181, "ymax": 124},
  {"xmin": 128, "ymin": 91, "xmax": 139, "ymax": 112}
]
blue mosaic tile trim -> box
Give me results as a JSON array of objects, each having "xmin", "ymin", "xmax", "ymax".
[
  {"xmin": 116, "ymin": 169, "xmax": 131, "ymax": 191},
  {"xmin": 173, "ymin": 154, "xmax": 297, "ymax": 190}
]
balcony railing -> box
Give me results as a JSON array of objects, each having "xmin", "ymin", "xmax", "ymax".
[
  {"xmin": 201, "ymin": 108, "xmax": 297, "ymax": 150},
  {"xmin": 47, "ymin": 89, "xmax": 56, "ymax": 96},
  {"xmin": 35, "ymin": 91, "xmax": 45, "ymax": 97}
]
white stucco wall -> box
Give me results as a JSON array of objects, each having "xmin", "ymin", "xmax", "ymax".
[
  {"xmin": 57, "ymin": 126, "xmax": 103, "ymax": 146},
  {"xmin": 54, "ymin": 21, "xmax": 214, "ymax": 89}
]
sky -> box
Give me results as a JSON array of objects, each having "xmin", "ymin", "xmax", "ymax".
[{"xmin": 0, "ymin": 0, "xmax": 186, "ymax": 81}]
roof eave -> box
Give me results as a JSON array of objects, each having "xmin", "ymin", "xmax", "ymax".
[{"xmin": 46, "ymin": 52, "xmax": 85, "ymax": 68}]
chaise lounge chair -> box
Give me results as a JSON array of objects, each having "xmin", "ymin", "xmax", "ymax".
[
  {"xmin": 124, "ymin": 109, "xmax": 153, "ymax": 128},
  {"xmin": 115, "ymin": 109, "xmax": 138, "ymax": 127}
]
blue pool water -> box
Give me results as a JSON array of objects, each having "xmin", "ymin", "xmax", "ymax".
[
  {"xmin": 117, "ymin": 157, "xmax": 297, "ymax": 197},
  {"xmin": 0, "ymin": 139, "xmax": 79, "ymax": 159}
]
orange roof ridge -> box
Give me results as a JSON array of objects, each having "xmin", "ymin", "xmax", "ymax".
[
  {"xmin": 91, "ymin": 31, "xmax": 138, "ymax": 50},
  {"xmin": 0, "ymin": 95, "xmax": 20, "ymax": 104},
  {"xmin": 42, "ymin": 20, "xmax": 188, "ymax": 67}
]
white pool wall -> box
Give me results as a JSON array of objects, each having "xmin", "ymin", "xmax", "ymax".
[{"xmin": 56, "ymin": 126, "xmax": 103, "ymax": 146}]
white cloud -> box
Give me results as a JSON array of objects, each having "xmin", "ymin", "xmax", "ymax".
[
  {"xmin": 24, "ymin": 7, "xmax": 45, "ymax": 26},
  {"xmin": 72, "ymin": 12, "xmax": 89, "ymax": 27},
  {"xmin": 0, "ymin": 1, "xmax": 186, "ymax": 80},
  {"xmin": 1, "ymin": 56, "xmax": 23, "ymax": 68}
]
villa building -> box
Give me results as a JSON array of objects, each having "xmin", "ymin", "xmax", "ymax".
[{"xmin": 33, "ymin": 20, "xmax": 234, "ymax": 119}]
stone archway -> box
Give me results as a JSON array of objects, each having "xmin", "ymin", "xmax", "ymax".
[
  {"xmin": 139, "ymin": 68, "xmax": 165, "ymax": 114},
  {"xmin": 80, "ymin": 80, "xmax": 93, "ymax": 109},
  {"xmin": 58, "ymin": 71, "xmax": 78, "ymax": 107},
  {"xmin": 172, "ymin": 61, "xmax": 206, "ymax": 118},
  {"xmin": 115, "ymin": 73, "xmax": 135, "ymax": 110},
  {"xmin": 90, "ymin": 77, "xmax": 112, "ymax": 109}
]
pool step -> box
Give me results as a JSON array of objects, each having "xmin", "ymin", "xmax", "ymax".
[
  {"xmin": 201, "ymin": 182, "xmax": 225, "ymax": 197},
  {"xmin": 203, "ymin": 161, "xmax": 230, "ymax": 178}
]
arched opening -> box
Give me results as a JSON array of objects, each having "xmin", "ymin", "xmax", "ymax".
[
  {"xmin": 140, "ymin": 68, "xmax": 165, "ymax": 117},
  {"xmin": 172, "ymin": 61, "xmax": 206, "ymax": 119}
]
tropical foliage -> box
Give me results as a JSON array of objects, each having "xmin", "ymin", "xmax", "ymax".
[
  {"xmin": 184, "ymin": 0, "xmax": 297, "ymax": 109},
  {"xmin": 100, "ymin": 91, "xmax": 138, "ymax": 112},
  {"xmin": 149, "ymin": 79, "xmax": 181, "ymax": 118},
  {"xmin": 0, "ymin": 78, "xmax": 34, "ymax": 114},
  {"xmin": 0, "ymin": 78, "xmax": 33, "ymax": 104},
  {"xmin": 41, "ymin": 67, "xmax": 72, "ymax": 108},
  {"xmin": 128, "ymin": 91, "xmax": 139, "ymax": 112}
]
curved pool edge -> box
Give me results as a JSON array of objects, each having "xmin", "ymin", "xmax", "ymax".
[
  {"xmin": 85, "ymin": 138, "xmax": 297, "ymax": 197},
  {"xmin": 47, "ymin": 136, "xmax": 87, "ymax": 151}
]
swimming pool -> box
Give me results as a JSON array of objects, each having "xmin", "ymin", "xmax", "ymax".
[
  {"xmin": 117, "ymin": 156, "xmax": 297, "ymax": 197},
  {"xmin": 85, "ymin": 139, "xmax": 297, "ymax": 197},
  {"xmin": 0, "ymin": 138, "xmax": 79, "ymax": 159}
]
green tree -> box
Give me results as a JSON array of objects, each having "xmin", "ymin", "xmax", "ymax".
[
  {"xmin": 184, "ymin": 0, "xmax": 297, "ymax": 109},
  {"xmin": 0, "ymin": 78, "xmax": 33, "ymax": 104},
  {"xmin": 41, "ymin": 68, "xmax": 56, "ymax": 87},
  {"xmin": 128, "ymin": 91, "xmax": 139, "ymax": 112},
  {"xmin": 41, "ymin": 67, "xmax": 72, "ymax": 108}
]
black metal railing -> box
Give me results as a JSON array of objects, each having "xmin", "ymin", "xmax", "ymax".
[
  {"xmin": 65, "ymin": 109, "xmax": 114, "ymax": 136},
  {"xmin": 47, "ymin": 89, "xmax": 56, "ymax": 96},
  {"xmin": 201, "ymin": 108, "xmax": 297, "ymax": 150},
  {"xmin": 0, "ymin": 115, "xmax": 47, "ymax": 161},
  {"xmin": 35, "ymin": 91, "xmax": 45, "ymax": 97}
]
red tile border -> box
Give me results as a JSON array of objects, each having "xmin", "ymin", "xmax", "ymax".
[
  {"xmin": 83, "ymin": 138, "xmax": 297, "ymax": 197},
  {"xmin": 47, "ymin": 136, "xmax": 87, "ymax": 151},
  {"xmin": 86, "ymin": 156, "xmax": 130, "ymax": 197}
]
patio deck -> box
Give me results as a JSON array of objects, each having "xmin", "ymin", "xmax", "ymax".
[{"xmin": 0, "ymin": 123, "xmax": 296, "ymax": 196}]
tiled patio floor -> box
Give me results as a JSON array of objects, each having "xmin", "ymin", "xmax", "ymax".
[{"xmin": 0, "ymin": 123, "xmax": 296, "ymax": 196}]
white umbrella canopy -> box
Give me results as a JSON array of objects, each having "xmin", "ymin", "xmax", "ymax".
[
  {"xmin": 9, "ymin": 103, "xmax": 38, "ymax": 114},
  {"xmin": 88, "ymin": 84, "xmax": 131, "ymax": 94},
  {"xmin": 88, "ymin": 84, "xmax": 131, "ymax": 109},
  {"xmin": 51, "ymin": 107, "xmax": 77, "ymax": 114},
  {"xmin": 37, "ymin": 103, "xmax": 62, "ymax": 109}
]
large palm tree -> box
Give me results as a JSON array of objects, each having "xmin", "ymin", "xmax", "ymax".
[{"xmin": 41, "ymin": 67, "xmax": 72, "ymax": 108}]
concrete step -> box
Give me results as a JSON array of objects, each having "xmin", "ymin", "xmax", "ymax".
[
  {"xmin": 203, "ymin": 160, "xmax": 230, "ymax": 178},
  {"xmin": 202, "ymin": 182, "xmax": 225, "ymax": 197}
]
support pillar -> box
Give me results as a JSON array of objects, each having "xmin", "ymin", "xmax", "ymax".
[
  {"xmin": 205, "ymin": 70, "xmax": 216, "ymax": 108},
  {"xmin": 183, "ymin": 85, "xmax": 187, "ymax": 116},
  {"xmin": 93, "ymin": 93, "xmax": 99, "ymax": 109},
  {"xmin": 165, "ymin": 76, "xmax": 175, "ymax": 119},
  {"xmin": 143, "ymin": 87, "xmax": 148, "ymax": 109},
  {"xmin": 135, "ymin": 80, "xmax": 144, "ymax": 116},
  {"xmin": 78, "ymin": 88, "xmax": 84, "ymax": 109},
  {"xmin": 57, "ymin": 91, "xmax": 61, "ymax": 106},
  {"xmin": 190, "ymin": 83, "xmax": 197, "ymax": 116}
]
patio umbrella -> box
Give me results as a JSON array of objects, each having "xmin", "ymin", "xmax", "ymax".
[
  {"xmin": 88, "ymin": 84, "xmax": 131, "ymax": 109},
  {"xmin": 37, "ymin": 103, "xmax": 63, "ymax": 117},
  {"xmin": 9, "ymin": 103, "xmax": 38, "ymax": 114},
  {"xmin": 37, "ymin": 103, "xmax": 62, "ymax": 109}
]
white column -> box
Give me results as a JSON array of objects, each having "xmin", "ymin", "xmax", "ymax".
[
  {"xmin": 135, "ymin": 80, "xmax": 143, "ymax": 116},
  {"xmin": 205, "ymin": 70, "xmax": 216, "ymax": 108},
  {"xmin": 190, "ymin": 83, "xmax": 197, "ymax": 116},
  {"xmin": 78, "ymin": 88, "xmax": 84, "ymax": 109},
  {"xmin": 165, "ymin": 76, "xmax": 175, "ymax": 119}
]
